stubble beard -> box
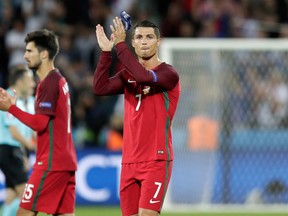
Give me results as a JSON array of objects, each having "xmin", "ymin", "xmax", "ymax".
[
  {"xmin": 28, "ymin": 60, "xmax": 41, "ymax": 71},
  {"xmin": 141, "ymin": 51, "xmax": 156, "ymax": 61}
]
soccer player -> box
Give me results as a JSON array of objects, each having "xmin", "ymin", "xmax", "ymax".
[
  {"xmin": 93, "ymin": 17, "xmax": 180, "ymax": 216},
  {"xmin": 0, "ymin": 29, "xmax": 77, "ymax": 216},
  {"xmin": 0, "ymin": 66, "xmax": 36, "ymax": 216}
]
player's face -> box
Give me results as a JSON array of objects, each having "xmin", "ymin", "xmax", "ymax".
[
  {"xmin": 23, "ymin": 42, "xmax": 42, "ymax": 70},
  {"xmin": 132, "ymin": 27, "xmax": 160, "ymax": 60}
]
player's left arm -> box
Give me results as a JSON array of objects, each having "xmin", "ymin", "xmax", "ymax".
[{"xmin": 149, "ymin": 65, "xmax": 179, "ymax": 91}]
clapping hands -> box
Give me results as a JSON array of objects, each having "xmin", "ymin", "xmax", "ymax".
[
  {"xmin": 95, "ymin": 17, "xmax": 126, "ymax": 51},
  {"xmin": 0, "ymin": 88, "xmax": 17, "ymax": 111}
]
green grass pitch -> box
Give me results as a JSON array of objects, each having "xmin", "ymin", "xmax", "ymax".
[{"xmin": 37, "ymin": 206, "xmax": 288, "ymax": 216}]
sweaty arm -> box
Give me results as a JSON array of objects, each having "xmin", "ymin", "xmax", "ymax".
[
  {"xmin": 116, "ymin": 42, "xmax": 179, "ymax": 90},
  {"xmin": 8, "ymin": 105, "xmax": 50, "ymax": 132},
  {"xmin": 93, "ymin": 51, "xmax": 125, "ymax": 95}
]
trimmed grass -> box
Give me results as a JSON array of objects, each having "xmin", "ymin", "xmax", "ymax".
[{"xmin": 37, "ymin": 206, "xmax": 288, "ymax": 216}]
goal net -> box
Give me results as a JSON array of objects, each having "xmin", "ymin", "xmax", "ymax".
[{"xmin": 160, "ymin": 39, "xmax": 288, "ymax": 212}]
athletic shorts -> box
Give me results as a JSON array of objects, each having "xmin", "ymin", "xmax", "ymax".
[
  {"xmin": 120, "ymin": 160, "xmax": 173, "ymax": 216},
  {"xmin": 0, "ymin": 144, "xmax": 27, "ymax": 188},
  {"xmin": 20, "ymin": 170, "xmax": 76, "ymax": 214}
]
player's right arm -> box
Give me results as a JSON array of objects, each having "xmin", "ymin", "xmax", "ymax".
[
  {"xmin": 93, "ymin": 24, "xmax": 125, "ymax": 95},
  {"xmin": 0, "ymin": 88, "xmax": 49, "ymax": 132},
  {"xmin": 93, "ymin": 52, "xmax": 125, "ymax": 95},
  {"xmin": 8, "ymin": 105, "xmax": 50, "ymax": 132}
]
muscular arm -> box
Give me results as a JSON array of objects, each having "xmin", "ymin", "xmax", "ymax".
[
  {"xmin": 116, "ymin": 42, "xmax": 179, "ymax": 90},
  {"xmin": 93, "ymin": 51, "xmax": 125, "ymax": 95},
  {"xmin": 8, "ymin": 105, "xmax": 50, "ymax": 132}
]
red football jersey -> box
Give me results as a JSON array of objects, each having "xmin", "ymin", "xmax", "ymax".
[
  {"xmin": 34, "ymin": 69, "xmax": 77, "ymax": 171},
  {"xmin": 93, "ymin": 42, "xmax": 181, "ymax": 163},
  {"xmin": 121, "ymin": 66, "xmax": 180, "ymax": 163}
]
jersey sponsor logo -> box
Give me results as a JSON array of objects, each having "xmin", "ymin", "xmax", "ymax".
[
  {"xmin": 39, "ymin": 102, "xmax": 52, "ymax": 108},
  {"xmin": 149, "ymin": 199, "xmax": 160, "ymax": 204},
  {"xmin": 128, "ymin": 79, "xmax": 136, "ymax": 83}
]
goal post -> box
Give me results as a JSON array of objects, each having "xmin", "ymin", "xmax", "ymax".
[{"xmin": 160, "ymin": 39, "xmax": 288, "ymax": 212}]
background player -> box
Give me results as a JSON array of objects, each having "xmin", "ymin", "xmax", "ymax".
[
  {"xmin": 93, "ymin": 17, "xmax": 180, "ymax": 216},
  {"xmin": 0, "ymin": 29, "xmax": 77, "ymax": 216},
  {"xmin": 0, "ymin": 66, "xmax": 36, "ymax": 216}
]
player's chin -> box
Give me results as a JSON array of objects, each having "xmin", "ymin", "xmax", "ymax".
[
  {"xmin": 141, "ymin": 53, "xmax": 155, "ymax": 61},
  {"xmin": 27, "ymin": 64, "xmax": 38, "ymax": 70}
]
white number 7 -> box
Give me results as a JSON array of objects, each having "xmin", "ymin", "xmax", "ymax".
[
  {"xmin": 153, "ymin": 182, "xmax": 162, "ymax": 198},
  {"xmin": 135, "ymin": 94, "xmax": 141, "ymax": 111}
]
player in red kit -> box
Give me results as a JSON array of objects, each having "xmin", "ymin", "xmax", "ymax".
[
  {"xmin": 93, "ymin": 17, "xmax": 180, "ymax": 216},
  {"xmin": 0, "ymin": 29, "xmax": 77, "ymax": 216}
]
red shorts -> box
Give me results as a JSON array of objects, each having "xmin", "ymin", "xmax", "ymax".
[
  {"xmin": 120, "ymin": 160, "xmax": 173, "ymax": 216},
  {"xmin": 20, "ymin": 170, "xmax": 76, "ymax": 214}
]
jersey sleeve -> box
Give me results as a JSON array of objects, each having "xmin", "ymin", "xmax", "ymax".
[
  {"xmin": 35, "ymin": 76, "xmax": 59, "ymax": 116},
  {"xmin": 115, "ymin": 42, "xmax": 179, "ymax": 90},
  {"xmin": 93, "ymin": 51, "xmax": 125, "ymax": 95},
  {"xmin": 8, "ymin": 105, "xmax": 50, "ymax": 132},
  {"xmin": 150, "ymin": 64, "xmax": 179, "ymax": 91}
]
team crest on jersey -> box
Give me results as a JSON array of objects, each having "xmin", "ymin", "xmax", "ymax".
[
  {"xmin": 39, "ymin": 102, "xmax": 52, "ymax": 108},
  {"xmin": 143, "ymin": 86, "xmax": 151, "ymax": 95}
]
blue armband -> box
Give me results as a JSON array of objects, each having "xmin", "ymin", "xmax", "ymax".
[{"xmin": 149, "ymin": 70, "xmax": 158, "ymax": 82}]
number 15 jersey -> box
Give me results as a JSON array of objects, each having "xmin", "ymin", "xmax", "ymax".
[{"xmin": 34, "ymin": 69, "xmax": 77, "ymax": 171}]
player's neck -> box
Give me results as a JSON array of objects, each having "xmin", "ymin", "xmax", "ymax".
[
  {"xmin": 139, "ymin": 56, "xmax": 162, "ymax": 70},
  {"xmin": 36, "ymin": 61, "xmax": 55, "ymax": 81}
]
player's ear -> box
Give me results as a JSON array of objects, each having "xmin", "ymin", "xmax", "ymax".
[
  {"xmin": 40, "ymin": 50, "xmax": 48, "ymax": 60},
  {"xmin": 156, "ymin": 38, "xmax": 161, "ymax": 47},
  {"xmin": 131, "ymin": 39, "xmax": 135, "ymax": 48}
]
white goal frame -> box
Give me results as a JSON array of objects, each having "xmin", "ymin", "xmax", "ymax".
[{"xmin": 160, "ymin": 38, "xmax": 288, "ymax": 213}]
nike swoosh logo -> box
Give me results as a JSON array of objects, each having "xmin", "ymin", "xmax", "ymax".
[
  {"xmin": 128, "ymin": 79, "xmax": 136, "ymax": 83},
  {"xmin": 149, "ymin": 199, "xmax": 160, "ymax": 204},
  {"xmin": 22, "ymin": 199, "xmax": 31, "ymax": 203}
]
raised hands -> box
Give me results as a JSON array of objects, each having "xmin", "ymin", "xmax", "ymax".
[
  {"xmin": 0, "ymin": 88, "xmax": 17, "ymax": 111},
  {"xmin": 110, "ymin": 17, "xmax": 126, "ymax": 45},
  {"xmin": 95, "ymin": 24, "xmax": 114, "ymax": 51},
  {"xmin": 95, "ymin": 17, "xmax": 126, "ymax": 51}
]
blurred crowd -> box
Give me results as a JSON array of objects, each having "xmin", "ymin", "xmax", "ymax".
[
  {"xmin": 1, "ymin": 0, "xmax": 288, "ymax": 149},
  {"xmin": 228, "ymin": 51, "xmax": 288, "ymax": 129}
]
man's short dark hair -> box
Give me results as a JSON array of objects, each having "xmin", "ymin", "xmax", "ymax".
[
  {"xmin": 24, "ymin": 29, "xmax": 59, "ymax": 60},
  {"xmin": 132, "ymin": 20, "xmax": 160, "ymax": 39}
]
